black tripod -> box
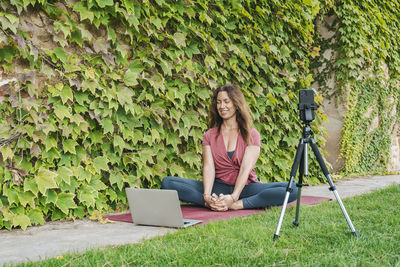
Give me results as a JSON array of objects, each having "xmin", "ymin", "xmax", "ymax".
[{"xmin": 273, "ymin": 124, "xmax": 358, "ymax": 239}]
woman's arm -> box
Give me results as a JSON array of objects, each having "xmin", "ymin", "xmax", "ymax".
[
  {"xmin": 202, "ymin": 145, "xmax": 216, "ymax": 205},
  {"xmin": 231, "ymin": 145, "xmax": 260, "ymax": 201}
]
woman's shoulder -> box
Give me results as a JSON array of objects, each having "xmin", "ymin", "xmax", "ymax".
[
  {"xmin": 250, "ymin": 127, "xmax": 259, "ymax": 134},
  {"xmin": 202, "ymin": 127, "xmax": 219, "ymax": 145},
  {"xmin": 250, "ymin": 127, "xmax": 261, "ymax": 146},
  {"xmin": 250, "ymin": 127, "xmax": 260, "ymax": 136},
  {"xmin": 204, "ymin": 127, "xmax": 219, "ymax": 136}
]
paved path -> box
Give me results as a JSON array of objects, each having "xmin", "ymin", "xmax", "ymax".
[
  {"xmin": 1, "ymin": 174, "xmax": 399, "ymax": 266},
  {"xmin": 301, "ymin": 174, "xmax": 400, "ymax": 199}
]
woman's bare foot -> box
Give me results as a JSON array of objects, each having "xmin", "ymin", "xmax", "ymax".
[{"xmin": 229, "ymin": 199, "xmax": 244, "ymax": 210}]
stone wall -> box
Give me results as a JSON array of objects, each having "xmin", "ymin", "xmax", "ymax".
[{"xmin": 389, "ymin": 125, "xmax": 400, "ymax": 171}]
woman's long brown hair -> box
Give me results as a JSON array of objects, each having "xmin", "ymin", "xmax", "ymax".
[{"xmin": 209, "ymin": 84, "xmax": 253, "ymax": 145}]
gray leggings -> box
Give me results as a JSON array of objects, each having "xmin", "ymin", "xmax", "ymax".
[{"xmin": 161, "ymin": 176, "xmax": 298, "ymax": 209}]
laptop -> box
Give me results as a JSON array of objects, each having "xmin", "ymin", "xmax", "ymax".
[{"xmin": 125, "ymin": 188, "xmax": 202, "ymax": 228}]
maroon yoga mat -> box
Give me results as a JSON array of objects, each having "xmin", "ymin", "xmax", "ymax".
[{"xmin": 104, "ymin": 195, "xmax": 331, "ymax": 225}]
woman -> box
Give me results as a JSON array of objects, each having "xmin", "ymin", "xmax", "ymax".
[{"xmin": 162, "ymin": 83, "xmax": 297, "ymax": 211}]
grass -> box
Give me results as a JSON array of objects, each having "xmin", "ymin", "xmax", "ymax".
[{"xmin": 16, "ymin": 184, "xmax": 400, "ymax": 267}]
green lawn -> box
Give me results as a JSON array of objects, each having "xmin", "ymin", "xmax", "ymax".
[{"xmin": 18, "ymin": 185, "xmax": 400, "ymax": 267}]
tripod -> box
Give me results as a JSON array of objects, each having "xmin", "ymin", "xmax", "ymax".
[{"xmin": 273, "ymin": 124, "xmax": 358, "ymax": 240}]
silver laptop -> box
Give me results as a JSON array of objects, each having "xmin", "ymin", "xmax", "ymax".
[{"xmin": 125, "ymin": 188, "xmax": 202, "ymax": 228}]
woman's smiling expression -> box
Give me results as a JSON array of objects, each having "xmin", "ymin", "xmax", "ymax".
[{"xmin": 217, "ymin": 91, "xmax": 236, "ymax": 120}]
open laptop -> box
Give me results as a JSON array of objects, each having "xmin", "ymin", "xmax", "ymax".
[{"xmin": 125, "ymin": 188, "xmax": 202, "ymax": 228}]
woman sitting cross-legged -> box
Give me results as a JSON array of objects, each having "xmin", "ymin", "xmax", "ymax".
[{"xmin": 161, "ymin": 83, "xmax": 297, "ymax": 211}]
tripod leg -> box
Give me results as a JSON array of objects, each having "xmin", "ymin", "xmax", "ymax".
[
  {"xmin": 274, "ymin": 140, "xmax": 305, "ymax": 240},
  {"xmin": 293, "ymin": 144, "xmax": 306, "ymax": 226},
  {"xmin": 309, "ymin": 139, "xmax": 358, "ymax": 237}
]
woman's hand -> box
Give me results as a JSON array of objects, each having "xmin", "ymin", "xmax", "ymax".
[
  {"xmin": 204, "ymin": 193, "xmax": 220, "ymax": 209},
  {"xmin": 207, "ymin": 194, "xmax": 235, "ymax": 211},
  {"xmin": 203, "ymin": 194, "xmax": 213, "ymax": 208}
]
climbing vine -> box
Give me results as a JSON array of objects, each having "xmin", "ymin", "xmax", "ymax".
[{"xmin": 312, "ymin": 0, "xmax": 400, "ymax": 174}]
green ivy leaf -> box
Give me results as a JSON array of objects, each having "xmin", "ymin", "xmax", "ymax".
[
  {"xmin": 56, "ymin": 193, "xmax": 77, "ymax": 214},
  {"xmin": 123, "ymin": 69, "xmax": 139, "ymax": 86},
  {"xmin": 151, "ymin": 17, "xmax": 163, "ymax": 30},
  {"xmin": 0, "ymin": 46, "xmax": 16, "ymax": 63},
  {"xmin": 109, "ymin": 172, "xmax": 124, "ymax": 190},
  {"xmin": 46, "ymin": 189, "xmax": 57, "ymax": 204},
  {"xmin": 41, "ymin": 64, "xmax": 55, "ymax": 78},
  {"xmin": 74, "ymin": 206, "xmax": 86, "ymax": 219},
  {"xmin": 128, "ymin": 60, "xmax": 145, "ymax": 72},
  {"xmin": 180, "ymin": 151, "xmax": 200, "ymax": 168},
  {"xmin": 54, "ymin": 105, "xmax": 72, "ymax": 120},
  {"xmin": 12, "ymin": 214, "xmax": 31, "ymax": 230},
  {"xmin": 19, "ymin": 191, "xmax": 35, "ymax": 207},
  {"xmin": 205, "ymin": 55, "xmax": 216, "ymax": 70},
  {"xmin": 73, "ymin": 2, "xmax": 94, "ymax": 22},
  {"xmin": 280, "ymin": 45, "xmax": 291, "ymax": 58},
  {"xmin": 113, "ymin": 135, "xmax": 126, "ymax": 151},
  {"xmin": 0, "ymin": 123, "xmax": 10, "ymax": 138},
  {"xmin": 63, "ymin": 139, "xmax": 78, "ymax": 154},
  {"xmin": 126, "ymin": 15, "xmax": 139, "ymax": 31},
  {"xmin": 182, "ymin": 111, "xmax": 201, "ymax": 129},
  {"xmin": 77, "ymin": 185, "xmax": 96, "ymax": 207},
  {"xmin": 45, "ymin": 137, "xmax": 58, "ymax": 152},
  {"xmin": 54, "ymin": 47, "xmax": 68, "ymax": 64},
  {"xmin": 0, "ymin": 14, "xmax": 18, "ymax": 33},
  {"xmin": 89, "ymin": 177, "xmax": 108, "ymax": 191},
  {"xmin": 100, "ymin": 118, "xmax": 114, "ymax": 134},
  {"xmin": 34, "ymin": 169, "xmax": 58, "ymax": 195},
  {"xmin": 24, "ymin": 178, "xmax": 39, "ymax": 196},
  {"xmin": 70, "ymin": 29, "xmax": 84, "ymax": 46},
  {"xmin": 159, "ymin": 58, "xmax": 172, "ymax": 76},
  {"xmin": 147, "ymin": 72, "xmax": 165, "ymax": 92},
  {"xmin": 107, "ymin": 26, "xmax": 117, "ymax": 43},
  {"xmin": 117, "ymin": 86, "xmax": 134, "ymax": 106},
  {"xmin": 54, "ymin": 20, "xmax": 71, "ymax": 39},
  {"xmin": 169, "ymin": 163, "xmax": 186, "ymax": 177},
  {"xmin": 71, "ymin": 114, "xmax": 86, "ymax": 125},
  {"xmin": 81, "ymin": 80, "xmax": 98, "ymax": 94},
  {"xmin": 95, "ymin": 0, "xmax": 114, "ymax": 8},
  {"xmin": 93, "ymin": 156, "xmax": 109, "ymax": 172},
  {"xmin": 106, "ymin": 188, "xmax": 118, "ymax": 202},
  {"xmin": 93, "ymin": 37, "xmax": 109, "ymax": 53},
  {"xmin": 28, "ymin": 209, "xmax": 45, "ymax": 226},
  {"xmin": 173, "ymin": 32, "xmax": 186, "ymax": 48},
  {"xmin": 185, "ymin": 42, "xmax": 200, "ymax": 58},
  {"xmin": 199, "ymin": 12, "xmax": 213, "ymax": 25},
  {"xmin": 135, "ymin": 148, "xmax": 155, "ymax": 165},
  {"xmin": 131, "ymin": 129, "xmax": 144, "ymax": 145},
  {"xmin": 5, "ymin": 187, "xmax": 19, "ymax": 205},
  {"xmin": 150, "ymin": 129, "xmax": 161, "ymax": 143},
  {"xmin": 197, "ymin": 88, "xmax": 210, "ymax": 100},
  {"xmin": 0, "ymin": 146, "xmax": 14, "ymax": 161},
  {"xmin": 60, "ymin": 86, "xmax": 74, "ymax": 104},
  {"xmin": 57, "ymin": 166, "xmax": 73, "ymax": 185},
  {"xmin": 166, "ymin": 131, "xmax": 181, "ymax": 150}
]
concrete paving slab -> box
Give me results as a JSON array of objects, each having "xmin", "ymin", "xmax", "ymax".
[
  {"xmin": 0, "ymin": 174, "xmax": 399, "ymax": 266},
  {"xmin": 0, "ymin": 220, "xmax": 175, "ymax": 266}
]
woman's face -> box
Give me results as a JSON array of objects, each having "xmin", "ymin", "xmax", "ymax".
[{"xmin": 216, "ymin": 91, "xmax": 236, "ymax": 120}]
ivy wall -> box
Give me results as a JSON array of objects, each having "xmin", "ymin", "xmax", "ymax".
[{"xmin": 0, "ymin": 0, "xmax": 398, "ymax": 230}]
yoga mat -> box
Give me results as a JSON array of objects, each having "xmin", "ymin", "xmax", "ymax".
[{"xmin": 104, "ymin": 195, "xmax": 331, "ymax": 225}]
